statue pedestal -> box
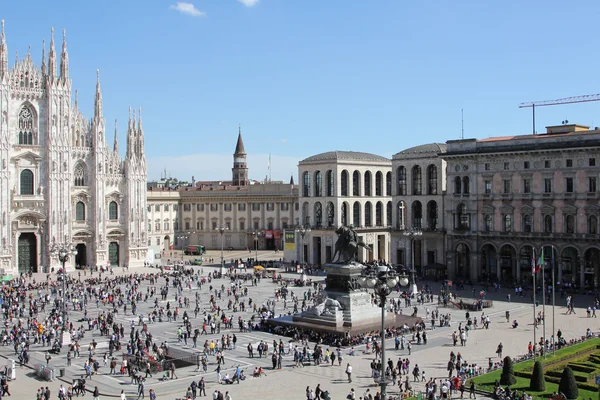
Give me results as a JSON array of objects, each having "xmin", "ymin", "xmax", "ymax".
[{"xmin": 292, "ymin": 262, "xmax": 392, "ymax": 330}]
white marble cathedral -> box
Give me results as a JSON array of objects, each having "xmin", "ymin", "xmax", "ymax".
[{"xmin": 0, "ymin": 21, "xmax": 148, "ymax": 274}]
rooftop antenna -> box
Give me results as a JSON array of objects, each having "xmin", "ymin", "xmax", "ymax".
[{"xmin": 461, "ymin": 109, "xmax": 464, "ymax": 139}]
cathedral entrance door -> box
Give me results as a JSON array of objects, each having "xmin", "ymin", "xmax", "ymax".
[
  {"xmin": 75, "ymin": 244, "xmax": 87, "ymax": 268},
  {"xmin": 109, "ymin": 242, "xmax": 119, "ymax": 266},
  {"xmin": 18, "ymin": 233, "xmax": 37, "ymax": 274}
]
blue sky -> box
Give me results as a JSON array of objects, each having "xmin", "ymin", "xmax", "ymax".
[{"xmin": 3, "ymin": 1, "xmax": 600, "ymax": 181}]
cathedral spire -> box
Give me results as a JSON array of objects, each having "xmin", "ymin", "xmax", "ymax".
[
  {"xmin": 48, "ymin": 27, "xmax": 56, "ymax": 79},
  {"xmin": 137, "ymin": 108, "xmax": 145, "ymax": 157},
  {"xmin": 126, "ymin": 107, "xmax": 134, "ymax": 159},
  {"xmin": 41, "ymin": 39, "xmax": 47, "ymax": 76},
  {"xmin": 59, "ymin": 29, "xmax": 69, "ymax": 81},
  {"xmin": 94, "ymin": 69, "xmax": 103, "ymax": 120},
  {"xmin": 113, "ymin": 119, "xmax": 119, "ymax": 154},
  {"xmin": 0, "ymin": 20, "xmax": 7, "ymax": 79}
]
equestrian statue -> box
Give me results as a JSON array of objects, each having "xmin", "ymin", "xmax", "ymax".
[{"xmin": 331, "ymin": 225, "xmax": 372, "ymax": 264}]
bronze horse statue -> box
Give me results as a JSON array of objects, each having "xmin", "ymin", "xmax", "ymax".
[{"xmin": 331, "ymin": 226, "xmax": 371, "ymax": 264}]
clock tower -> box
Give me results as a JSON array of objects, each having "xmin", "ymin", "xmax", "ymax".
[{"xmin": 232, "ymin": 127, "xmax": 248, "ymax": 186}]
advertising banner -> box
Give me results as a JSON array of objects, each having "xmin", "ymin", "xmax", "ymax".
[{"xmin": 284, "ymin": 230, "xmax": 296, "ymax": 251}]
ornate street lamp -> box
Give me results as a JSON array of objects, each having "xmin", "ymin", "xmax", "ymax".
[
  {"xmin": 403, "ymin": 227, "xmax": 422, "ymax": 295},
  {"xmin": 358, "ymin": 264, "xmax": 409, "ymax": 399},
  {"xmin": 295, "ymin": 224, "xmax": 311, "ymax": 269},
  {"xmin": 218, "ymin": 226, "xmax": 229, "ymax": 275},
  {"xmin": 50, "ymin": 242, "xmax": 78, "ymax": 349}
]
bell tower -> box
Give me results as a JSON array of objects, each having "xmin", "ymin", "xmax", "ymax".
[{"xmin": 232, "ymin": 126, "xmax": 248, "ymax": 186}]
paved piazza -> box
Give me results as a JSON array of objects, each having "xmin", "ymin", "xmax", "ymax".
[{"xmin": 1, "ymin": 250, "xmax": 597, "ymax": 400}]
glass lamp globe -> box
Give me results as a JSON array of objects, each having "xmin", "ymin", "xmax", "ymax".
[{"xmin": 399, "ymin": 277, "xmax": 409, "ymax": 287}]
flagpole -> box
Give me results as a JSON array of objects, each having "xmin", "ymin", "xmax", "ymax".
[
  {"xmin": 552, "ymin": 246, "xmax": 556, "ymax": 357},
  {"xmin": 542, "ymin": 247, "xmax": 546, "ymax": 359},
  {"xmin": 532, "ymin": 249, "xmax": 537, "ymax": 361}
]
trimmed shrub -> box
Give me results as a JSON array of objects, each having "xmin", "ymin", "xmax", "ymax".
[
  {"xmin": 500, "ymin": 356, "xmax": 517, "ymax": 386},
  {"xmin": 529, "ymin": 361, "xmax": 546, "ymax": 391},
  {"xmin": 558, "ymin": 367, "xmax": 579, "ymax": 400}
]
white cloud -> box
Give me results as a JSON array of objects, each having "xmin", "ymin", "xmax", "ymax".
[
  {"xmin": 170, "ymin": 2, "xmax": 206, "ymax": 17},
  {"xmin": 148, "ymin": 153, "xmax": 301, "ymax": 183},
  {"xmin": 238, "ymin": 0, "xmax": 260, "ymax": 7}
]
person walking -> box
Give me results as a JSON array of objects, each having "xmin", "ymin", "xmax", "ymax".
[
  {"xmin": 345, "ymin": 363, "xmax": 353, "ymax": 383},
  {"xmin": 469, "ymin": 380, "xmax": 476, "ymax": 399},
  {"xmin": 93, "ymin": 387, "xmax": 100, "ymax": 400},
  {"xmin": 149, "ymin": 389, "xmax": 156, "ymax": 400},
  {"xmin": 137, "ymin": 379, "xmax": 145, "ymax": 399},
  {"xmin": 198, "ymin": 377, "xmax": 206, "ymax": 396}
]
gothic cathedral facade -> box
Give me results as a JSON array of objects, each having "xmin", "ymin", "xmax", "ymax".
[{"xmin": 0, "ymin": 21, "xmax": 148, "ymax": 274}]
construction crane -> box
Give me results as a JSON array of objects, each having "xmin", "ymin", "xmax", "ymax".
[{"xmin": 519, "ymin": 93, "xmax": 600, "ymax": 134}]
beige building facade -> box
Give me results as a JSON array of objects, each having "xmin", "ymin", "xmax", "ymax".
[
  {"xmin": 298, "ymin": 151, "xmax": 392, "ymax": 265},
  {"xmin": 391, "ymin": 144, "xmax": 447, "ymax": 273}
]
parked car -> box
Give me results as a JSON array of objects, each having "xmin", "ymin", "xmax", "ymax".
[{"xmin": 227, "ymin": 246, "xmax": 234, "ymax": 251}]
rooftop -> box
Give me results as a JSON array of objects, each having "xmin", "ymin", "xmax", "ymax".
[
  {"xmin": 393, "ymin": 143, "xmax": 447, "ymax": 158},
  {"xmin": 300, "ymin": 151, "xmax": 390, "ymax": 164}
]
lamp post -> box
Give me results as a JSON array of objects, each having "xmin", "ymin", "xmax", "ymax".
[
  {"xmin": 252, "ymin": 229, "xmax": 263, "ymax": 264},
  {"xmin": 295, "ymin": 224, "xmax": 311, "ymax": 269},
  {"xmin": 403, "ymin": 227, "xmax": 422, "ymax": 295},
  {"xmin": 358, "ymin": 264, "xmax": 409, "ymax": 399},
  {"xmin": 177, "ymin": 235, "xmax": 189, "ymax": 260},
  {"xmin": 50, "ymin": 242, "xmax": 78, "ymax": 349},
  {"xmin": 219, "ymin": 226, "xmax": 228, "ymax": 275}
]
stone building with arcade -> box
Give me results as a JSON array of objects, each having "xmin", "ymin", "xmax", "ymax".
[
  {"xmin": 0, "ymin": 22, "xmax": 148, "ymax": 274},
  {"xmin": 442, "ymin": 124, "xmax": 600, "ymax": 289}
]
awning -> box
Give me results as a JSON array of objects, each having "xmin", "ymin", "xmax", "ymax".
[{"xmin": 424, "ymin": 263, "xmax": 447, "ymax": 271}]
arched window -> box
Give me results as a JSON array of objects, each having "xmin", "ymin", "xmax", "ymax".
[
  {"xmin": 326, "ymin": 202, "xmax": 334, "ymax": 227},
  {"xmin": 565, "ymin": 214, "xmax": 575, "ymax": 234},
  {"xmin": 341, "ymin": 202, "xmax": 348, "ymax": 226},
  {"xmin": 412, "ymin": 201, "xmax": 422, "ymax": 228},
  {"xmin": 544, "ymin": 215, "xmax": 553, "ymax": 233},
  {"xmin": 375, "ymin": 171, "xmax": 383, "ymax": 196},
  {"xmin": 397, "ymin": 166, "xmax": 407, "ymax": 195},
  {"xmin": 352, "ymin": 171, "xmax": 360, "ymax": 196},
  {"xmin": 18, "ymin": 105, "xmax": 35, "ymax": 145},
  {"xmin": 74, "ymin": 164, "xmax": 86, "ymax": 186},
  {"xmin": 340, "ymin": 170, "xmax": 349, "ymax": 196},
  {"xmin": 427, "ymin": 165, "xmax": 437, "ymax": 195},
  {"xmin": 314, "ymin": 171, "xmax": 322, "ymax": 197},
  {"xmin": 588, "ymin": 215, "xmax": 598, "ymax": 234},
  {"xmin": 386, "ymin": 201, "xmax": 392, "ymax": 227},
  {"xmin": 326, "ymin": 170, "xmax": 334, "ymax": 197},
  {"xmin": 302, "ymin": 172, "xmax": 310, "ymax": 197},
  {"xmin": 503, "ymin": 214, "xmax": 512, "ymax": 232},
  {"xmin": 364, "ymin": 171, "xmax": 372, "ymax": 196},
  {"xmin": 365, "ymin": 202, "xmax": 372, "ymax": 227},
  {"xmin": 397, "ymin": 201, "xmax": 405, "ymax": 229},
  {"xmin": 386, "ymin": 172, "xmax": 392, "ymax": 196},
  {"xmin": 375, "ymin": 201, "xmax": 383, "ymax": 226},
  {"xmin": 523, "ymin": 214, "xmax": 533, "ymax": 233},
  {"xmin": 454, "ymin": 177, "xmax": 462, "ymax": 194},
  {"xmin": 484, "ymin": 214, "xmax": 492, "ymax": 232},
  {"xmin": 109, "ymin": 201, "xmax": 119, "ymax": 220},
  {"xmin": 314, "ymin": 202, "xmax": 323, "ymax": 226},
  {"xmin": 427, "ymin": 200, "xmax": 438, "ymax": 230},
  {"xmin": 76, "ymin": 201, "xmax": 86, "ymax": 221},
  {"xmin": 412, "ymin": 166, "xmax": 422, "ymax": 195},
  {"xmin": 20, "ymin": 169, "xmax": 34, "ymax": 195},
  {"xmin": 463, "ymin": 176, "xmax": 470, "ymax": 194},
  {"xmin": 353, "ymin": 202, "xmax": 361, "ymax": 227}
]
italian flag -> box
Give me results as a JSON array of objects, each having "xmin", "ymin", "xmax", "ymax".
[{"xmin": 535, "ymin": 251, "xmax": 544, "ymax": 274}]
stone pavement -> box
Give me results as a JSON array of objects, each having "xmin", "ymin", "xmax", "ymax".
[{"xmin": 1, "ymin": 253, "xmax": 597, "ymax": 400}]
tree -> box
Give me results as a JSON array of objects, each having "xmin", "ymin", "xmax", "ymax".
[
  {"xmin": 500, "ymin": 356, "xmax": 516, "ymax": 385},
  {"xmin": 558, "ymin": 366, "xmax": 579, "ymax": 400},
  {"xmin": 529, "ymin": 360, "xmax": 546, "ymax": 391}
]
